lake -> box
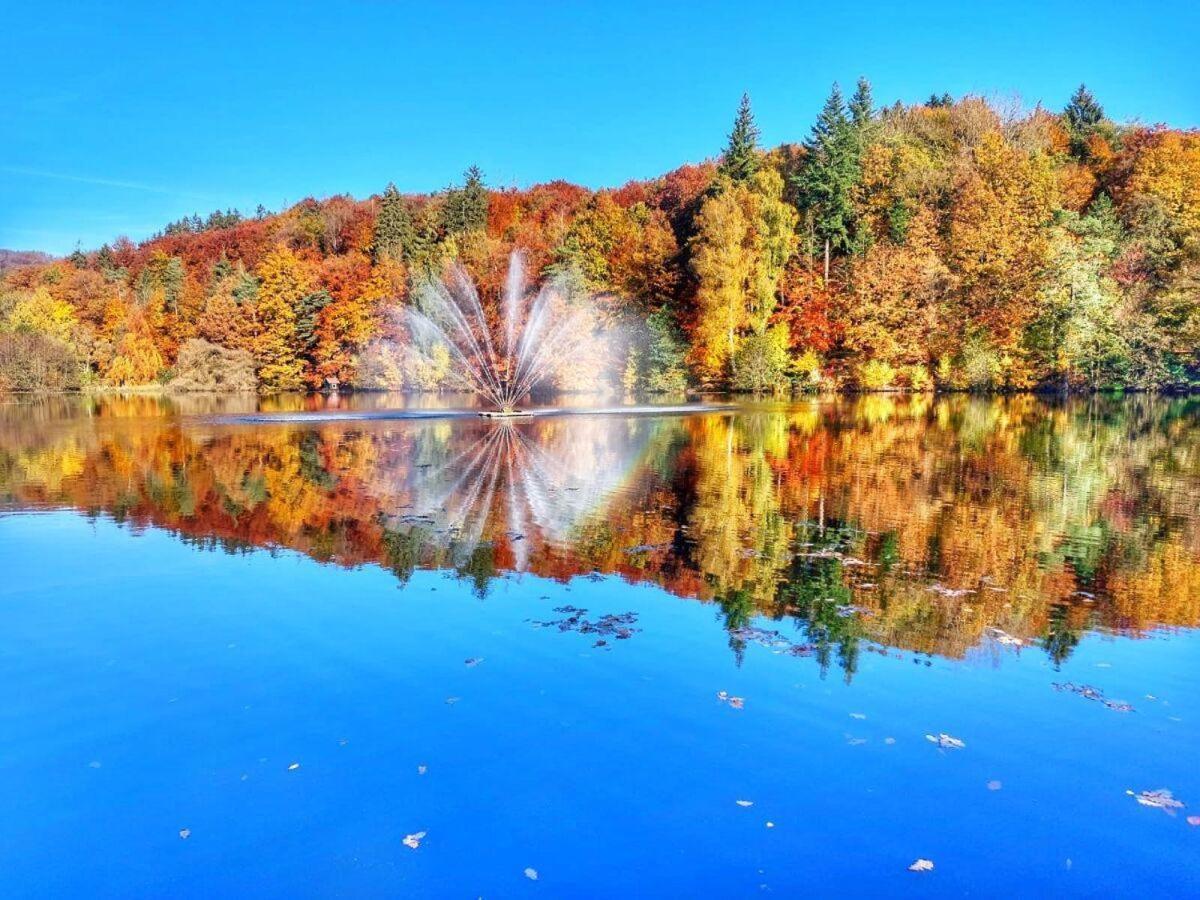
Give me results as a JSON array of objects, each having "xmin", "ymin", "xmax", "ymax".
[{"xmin": 1, "ymin": 393, "xmax": 1198, "ymax": 896}]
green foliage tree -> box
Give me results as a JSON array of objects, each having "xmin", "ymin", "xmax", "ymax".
[
  {"xmin": 1064, "ymin": 84, "xmax": 1105, "ymax": 158},
  {"xmin": 374, "ymin": 183, "xmax": 415, "ymax": 263},
  {"xmin": 443, "ymin": 166, "xmax": 489, "ymax": 235},
  {"xmin": 732, "ymin": 323, "xmax": 790, "ymax": 392},
  {"xmin": 718, "ymin": 93, "xmax": 760, "ymax": 183},
  {"xmin": 795, "ymin": 83, "xmax": 861, "ymax": 280}
]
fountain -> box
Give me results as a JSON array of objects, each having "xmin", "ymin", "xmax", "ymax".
[{"xmin": 404, "ymin": 252, "xmax": 606, "ymax": 417}]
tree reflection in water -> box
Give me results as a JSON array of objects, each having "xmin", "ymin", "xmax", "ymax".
[{"xmin": 2, "ymin": 393, "xmax": 1199, "ymax": 677}]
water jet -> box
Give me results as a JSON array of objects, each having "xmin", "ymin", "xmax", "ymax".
[{"xmin": 404, "ymin": 252, "xmax": 610, "ymax": 416}]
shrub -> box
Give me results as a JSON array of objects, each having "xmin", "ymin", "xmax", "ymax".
[
  {"xmin": 792, "ymin": 349, "xmax": 823, "ymax": 390},
  {"xmin": 167, "ymin": 339, "xmax": 257, "ymax": 392},
  {"xmin": 858, "ymin": 359, "xmax": 896, "ymax": 390},
  {"xmin": 962, "ymin": 334, "xmax": 1002, "ymax": 391},
  {"xmin": 732, "ymin": 325, "xmax": 789, "ymax": 393},
  {"xmin": 0, "ymin": 332, "xmax": 85, "ymax": 391},
  {"xmin": 357, "ymin": 340, "xmax": 406, "ymax": 389},
  {"xmin": 905, "ymin": 364, "xmax": 933, "ymax": 391},
  {"xmin": 643, "ymin": 310, "xmax": 690, "ymax": 393}
]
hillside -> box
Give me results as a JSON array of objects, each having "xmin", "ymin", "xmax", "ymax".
[{"xmin": 1, "ymin": 85, "xmax": 1197, "ymax": 394}]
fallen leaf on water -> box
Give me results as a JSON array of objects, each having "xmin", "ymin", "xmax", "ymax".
[
  {"xmin": 716, "ymin": 691, "xmax": 746, "ymax": 710},
  {"xmin": 88, "ymin": 761, "xmax": 102, "ymax": 769},
  {"xmin": 417, "ymin": 765, "xmax": 427, "ymax": 775},
  {"xmin": 925, "ymin": 733, "xmax": 966, "ymax": 750},
  {"xmin": 736, "ymin": 800, "xmax": 754, "ymax": 807},
  {"xmin": 524, "ymin": 867, "xmax": 539, "ymax": 880},
  {"xmin": 1187, "ymin": 816, "xmax": 1200, "ymax": 826},
  {"xmin": 1128, "ymin": 788, "xmax": 1185, "ymax": 813},
  {"xmin": 465, "ymin": 657, "xmax": 483, "ymax": 667},
  {"xmin": 765, "ymin": 821, "xmax": 775, "ymax": 828},
  {"xmin": 445, "ymin": 697, "xmax": 460, "ymax": 705},
  {"xmin": 288, "ymin": 763, "xmax": 300, "ymax": 771},
  {"xmin": 178, "ymin": 828, "xmax": 191, "ymax": 840},
  {"xmin": 884, "ymin": 737, "xmax": 896, "ymax": 745},
  {"xmin": 987, "ymin": 780, "xmax": 1003, "ymax": 791},
  {"xmin": 850, "ymin": 713, "xmax": 867, "ymax": 720},
  {"xmin": 403, "ymin": 831, "xmax": 426, "ymax": 850},
  {"xmin": 908, "ymin": 859, "xmax": 934, "ymax": 872}
]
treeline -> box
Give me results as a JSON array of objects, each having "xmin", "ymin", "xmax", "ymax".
[{"xmin": 2, "ymin": 82, "xmax": 1198, "ymax": 393}]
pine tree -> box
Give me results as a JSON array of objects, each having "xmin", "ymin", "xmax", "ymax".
[
  {"xmin": 795, "ymin": 84, "xmax": 860, "ymax": 281},
  {"xmin": 1064, "ymin": 84, "xmax": 1105, "ymax": 158},
  {"xmin": 718, "ymin": 93, "xmax": 760, "ymax": 182},
  {"xmin": 443, "ymin": 166, "xmax": 489, "ymax": 235},
  {"xmin": 374, "ymin": 183, "xmax": 415, "ymax": 262},
  {"xmin": 849, "ymin": 77, "xmax": 874, "ymax": 128}
]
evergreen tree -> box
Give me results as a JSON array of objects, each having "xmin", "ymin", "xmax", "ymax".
[
  {"xmin": 1064, "ymin": 84, "xmax": 1105, "ymax": 158},
  {"xmin": 795, "ymin": 84, "xmax": 860, "ymax": 280},
  {"xmin": 849, "ymin": 77, "xmax": 874, "ymax": 128},
  {"xmin": 67, "ymin": 245, "xmax": 87, "ymax": 267},
  {"xmin": 926, "ymin": 93, "xmax": 953, "ymax": 108},
  {"xmin": 443, "ymin": 166, "xmax": 489, "ymax": 235},
  {"xmin": 374, "ymin": 183, "xmax": 415, "ymax": 263},
  {"xmin": 718, "ymin": 93, "xmax": 760, "ymax": 182}
]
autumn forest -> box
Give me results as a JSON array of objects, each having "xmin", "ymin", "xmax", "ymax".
[{"xmin": 2, "ymin": 83, "xmax": 1198, "ymax": 395}]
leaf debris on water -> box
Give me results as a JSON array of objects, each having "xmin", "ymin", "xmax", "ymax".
[
  {"xmin": 1187, "ymin": 816, "xmax": 1200, "ymax": 826},
  {"xmin": 736, "ymin": 799, "xmax": 754, "ymax": 807},
  {"xmin": 1128, "ymin": 788, "xmax": 1184, "ymax": 813},
  {"xmin": 288, "ymin": 762, "xmax": 300, "ymax": 771},
  {"xmin": 465, "ymin": 657, "xmax": 483, "ymax": 667},
  {"xmin": 987, "ymin": 780, "xmax": 1003, "ymax": 791},
  {"xmin": 403, "ymin": 831, "xmax": 426, "ymax": 849},
  {"xmin": 524, "ymin": 867, "xmax": 539, "ymax": 880},
  {"xmin": 1052, "ymin": 682, "xmax": 1133, "ymax": 712},
  {"xmin": 716, "ymin": 691, "xmax": 745, "ymax": 710},
  {"xmin": 178, "ymin": 828, "xmax": 191, "ymax": 840},
  {"xmin": 908, "ymin": 859, "xmax": 934, "ymax": 872},
  {"xmin": 925, "ymin": 733, "xmax": 965, "ymax": 750},
  {"xmin": 417, "ymin": 765, "xmax": 427, "ymax": 775}
]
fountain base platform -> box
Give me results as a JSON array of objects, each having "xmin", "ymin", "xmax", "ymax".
[{"xmin": 478, "ymin": 410, "xmax": 535, "ymax": 419}]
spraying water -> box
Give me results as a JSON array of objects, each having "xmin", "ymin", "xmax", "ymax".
[{"xmin": 403, "ymin": 252, "xmax": 609, "ymax": 413}]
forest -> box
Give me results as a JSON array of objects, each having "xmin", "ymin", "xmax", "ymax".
[{"xmin": 1, "ymin": 83, "xmax": 1197, "ymax": 394}]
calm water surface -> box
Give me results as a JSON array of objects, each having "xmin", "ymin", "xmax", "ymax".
[{"xmin": 2, "ymin": 393, "xmax": 1198, "ymax": 896}]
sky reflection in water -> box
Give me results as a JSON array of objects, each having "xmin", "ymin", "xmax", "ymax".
[{"xmin": 1, "ymin": 393, "xmax": 1198, "ymax": 895}]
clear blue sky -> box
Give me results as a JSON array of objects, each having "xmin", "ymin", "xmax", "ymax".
[{"xmin": 2, "ymin": 0, "xmax": 1197, "ymax": 254}]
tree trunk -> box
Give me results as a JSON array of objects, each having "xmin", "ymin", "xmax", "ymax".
[{"xmin": 823, "ymin": 239, "xmax": 830, "ymax": 284}]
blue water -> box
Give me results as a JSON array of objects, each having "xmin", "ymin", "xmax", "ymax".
[{"xmin": 2, "ymin": 509, "xmax": 1197, "ymax": 897}]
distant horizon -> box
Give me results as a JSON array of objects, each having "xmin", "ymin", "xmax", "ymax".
[{"xmin": 3, "ymin": 0, "xmax": 1197, "ymax": 254}]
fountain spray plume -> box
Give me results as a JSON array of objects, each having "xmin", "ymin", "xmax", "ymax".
[{"xmin": 403, "ymin": 251, "xmax": 613, "ymax": 414}]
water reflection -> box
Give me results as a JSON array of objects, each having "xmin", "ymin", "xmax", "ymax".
[{"xmin": 3, "ymin": 393, "xmax": 1199, "ymax": 676}]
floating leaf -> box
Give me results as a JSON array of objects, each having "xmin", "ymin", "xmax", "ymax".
[
  {"xmin": 1187, "ymin": 816, "xmax": 1200, "ymax": 826},
  {"xmin": 987, "ymin": 780, "xmax": 1003, "ymax": 791},
  {"xmin": 403, "ymin": 831, "xmax": 426, "ymax": 850},
  {"xmin": 417, "ymin": 765, "xmax": 427, "ymax": 775},
  {"xmin": 288, "ymin": 762, "xmax": 300, "ymax": 771},
  {"xmin": 464, "ymin": 657, "xmax": 483, "ymax": 667},
  {"xmin": 925, "ymin": 733, "xmax": 965, "ymax": 750},
  {"xmin": 908, "ymin": 859, "xmax": 934, "ymax": 872},
  {"xmin": 178, "ymin": 828, "xmax": 191, "ymax": 840},
  {"xmin": 524, "ymin": 867, "xmax": 539, "ymax": 880},
  {"xmin": 735, "ymin": 799, "xmax": 753, "ymax": 807},
  {"xmin": 1128, "ymin": 788, "xmax": 1184, "ymax": 813}
]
